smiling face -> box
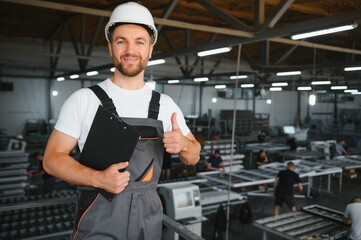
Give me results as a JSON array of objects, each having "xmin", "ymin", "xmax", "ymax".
[{"xmin": 108, "ymin": 24, "xmax": 153, "ymax": 78}]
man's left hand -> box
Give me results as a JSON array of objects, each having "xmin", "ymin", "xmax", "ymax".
[{"xmin": 163, "ymin": 112, "xmax": 187, "ymax": 154}]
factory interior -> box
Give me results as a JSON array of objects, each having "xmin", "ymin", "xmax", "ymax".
[{"xmin": 1, "ymin": 0, "xmax": 361, "ymax": 239}]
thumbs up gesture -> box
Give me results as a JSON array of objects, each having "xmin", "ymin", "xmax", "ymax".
[{"xmin": 163, "ymin": 112, "xmax": 187, "ymax": 154}]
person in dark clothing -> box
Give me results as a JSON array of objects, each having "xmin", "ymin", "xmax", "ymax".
[
  {"xmin": 256, "ymin": 150, "xmax": 270, "ymax": 167},
  {"xmin": 207, "ymin": 149, "xmax": 224, "ymax": 171},
  {"xmin": 286, "ymin": 136, "xmax": 297, "ymax": 151},
  {"xmin": 273, "ymin": 161, "xmax": 303, "ymax": 216}
]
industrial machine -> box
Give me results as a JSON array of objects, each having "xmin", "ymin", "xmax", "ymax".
[{"xmin": 158, "ymin": 183, "xmax": 204, "ymax": 240}]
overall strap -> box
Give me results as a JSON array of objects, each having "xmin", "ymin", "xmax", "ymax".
[
  {"xmin": 89, "ymin": 85, "xmax": 118, "ymax": 116},
  {"xmin": 148, "ymin": 90, "xmax": 160, "ymax": 120}
]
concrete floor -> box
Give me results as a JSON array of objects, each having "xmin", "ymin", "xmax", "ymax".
[{"xmin": 201, "ymin": 173, "xmax": 361, "ymax": 240}]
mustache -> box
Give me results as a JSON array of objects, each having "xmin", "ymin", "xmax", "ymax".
[{"xmin": 121, "ymin": 53, "xmax": 141, "ymax": 59}]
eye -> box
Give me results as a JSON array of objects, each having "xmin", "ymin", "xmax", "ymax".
[
  {"xmin": 116, "ymin": 40, "xmax": 125, "ymax": 45},
  {"xmin": 136, "ymin": 40, "xmax": 145, "ymax": 45}
]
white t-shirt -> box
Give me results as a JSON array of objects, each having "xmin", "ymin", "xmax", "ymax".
[
  {"xmin": 344, "ymin": 202, "xmax": 361, "ymax": 240},
  {"xmin": 55, "ymin": 78, "xmax": 190, "ymax": 151}
]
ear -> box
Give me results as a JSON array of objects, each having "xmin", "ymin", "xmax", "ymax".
[
  {"xmin": 148, "ymin": 44, "xmax": 154, "ymax": 59},
  {"xmin": 108, "ymin": 41, "xmax": 113, "ymax": 57}
]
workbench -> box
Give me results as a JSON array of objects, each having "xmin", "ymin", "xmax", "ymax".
[{"xmin": 253, "ymin": 205, "xmax": 349, "ymax": 240}]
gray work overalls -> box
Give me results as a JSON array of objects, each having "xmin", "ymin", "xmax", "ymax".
[{"xmin": 73, "ymin": 85, "xmax": 164, "ymax": 240}]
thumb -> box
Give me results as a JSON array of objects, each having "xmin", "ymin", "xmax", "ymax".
[{"xmin": 171, "ymin": 112, "xmax": 179, "ymax": 131}]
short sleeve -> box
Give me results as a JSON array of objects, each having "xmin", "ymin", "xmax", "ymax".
[{"xmin": 344, "ymin": 205, "xmax": 351, "ymax": 218}]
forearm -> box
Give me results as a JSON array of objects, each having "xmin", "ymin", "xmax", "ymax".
[
  {"xmin": 43, "ymin": 152, "xmax": 99, "ymax": 188},
  {"xmin": 178, "ymin": 137, "xmax": 201, "ymax": 165}
]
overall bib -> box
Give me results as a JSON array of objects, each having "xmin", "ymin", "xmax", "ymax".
[{"xmin": 73, "ymin": 85, "xmax": 164, "ymax": 240}]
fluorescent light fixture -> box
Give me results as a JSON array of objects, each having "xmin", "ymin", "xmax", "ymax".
[
  {"xmin": 110, "ymin": 67, "xmax": 115, "ymax": 72},
  {"xmin": 52, "ymin": 90, "xmax": 58, "ymax": 96},
  {"xmin": 272, "ymin": 82, "xmax": 288, "ymax": 87},
  {"xmin": 215, "ymin": 85, "xmax": 226, "ymax": 89},
  {"xmin": 344, "ymin": 66, "xmax": 361, "ymax": 71},
  {"xmin": 70, "ymin": 74, "xmax": 79, "ymax": 79},
  {"xmin": 266, "ymin": 99, "xmax": 272, "ymax": 104},
  {"xmin": 270, "ymin": 87, "xmax": 282, "ymax": 91},
  {"xmin": 194, "ymin": 77, "xmax": 209, "ymax": 82},
  {"xmin": 344, "ymin": 89, "xmax": 358, "ymax": 93},
  {"xmin": 148, "ymin": 59, "xmax": 166, "ymax": 66},
  {"xmin": 56, "ymin": 77, "xmax": 65, "ymax": 81},
  {"xmin": 212, "ymin": 98, "xmax": 217, "ymax": 103},
  {"xmin": 309, "ymin": 94, "xmax": 316, "ymax": 106},
  {"xmin": 351, "ymin": 92, "xmax": 361, "ymax": 95},
  {"xmin": 331, "ymin": 86, "xmax": 347, "ymax": 90},
  {"xmin": 297, "ymin": 86, "xmax": 312, "ymax": 91},
  {"xmin": 241, "ymin": 84, "xmax": 254, "ymax": 88},
  {"xmin": 276, "ymin": 71, "xmax": 301, "ymax": 76},
  {"xmin": 291, "ymin": 24, "xmax": 357, "ymax": 40},
  {"xmin": 230, "ymin": 75, "xmax": 248, "ymax": 80},
  {"xmin": 197, "ymin": 47, "xmax": 231, "ymax": 57},
  {"xmin": 311, "ymin": 81, "xmax": 331, "ymax": 85},
  {"xmin": 168, "ymin": 80, "xmax": 179, "ymax": 84},
  {"xmin": 86, "ymin": 71, "xmax": 98, "ymax": 76}
]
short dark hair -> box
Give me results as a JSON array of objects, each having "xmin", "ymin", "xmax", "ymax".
[
  {"xmin": 287, "ymin": 161, "xmax": 295, "ymax": 168},
  {"xmin": 351, "ymin": 197, "xmax": 361, "ymax": 203},
  {"xmin": 214, "ymin": 149, "xmax": 220, "ymax": 155}
]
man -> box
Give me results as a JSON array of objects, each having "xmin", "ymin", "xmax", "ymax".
[
  {"xmin": 43, "ymin": 2, "xmax": 200, "ymax": 239},
  {"xmin": 207, "ymin": 149, "xmax": 224, "ymax": 171},
  {"xmin": 344, "ymin": 197, "xmax": 361, "ymax": 240},
  {"xmin": 273, "ymin": 161, "xmax": 303, "ymax": 216},
  {"xmin": 335, "ymin": 138, "xmax": 348, "ymax": 157}
]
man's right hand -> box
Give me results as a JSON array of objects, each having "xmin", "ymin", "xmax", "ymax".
[{"xmin": 95, "ymin": 162, "xmax": 130, "ymax": 194}]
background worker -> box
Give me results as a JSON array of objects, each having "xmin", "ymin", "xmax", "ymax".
[
  {"xmin": 207, "ymin": 149, "xmax": 224, "ymax": 171},
  {"xmin": 43, "ymin": 2, "xmax": 200, "ymax": 240},
  {"xmin": 335, "ymin": 138, "xmax": 349, "ymax": 157},
  {"xmin": 273, "ymin": 161, "xmax": 303, "ymax": 216},
  {"xmin": 256, "ymin": 150, "xmax": 270, "ymax": 167},
  {"xmin": 344, "ymin": 197, "xmax": 361, "ymax": 240}
]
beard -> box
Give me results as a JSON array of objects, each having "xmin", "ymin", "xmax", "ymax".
[{"xmin": 114, "ymin": 53, "xmax": 148, "ymax": 77}]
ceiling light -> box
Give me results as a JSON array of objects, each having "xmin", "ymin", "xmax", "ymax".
[
  {"xmin": 351, "ymin": 92, "xmax": 361, "ymax": 95},
  {"xmin": 311, "ymin": 81, "xmax": 331, "ymax": 85},
  {"xmin": 270, "ymin": 87, "xmax": 282, "ymax": 91},
  {"xmin": 241, "ymin": 84, "xmax": 254, "ymax": 88},
  {"xmin": 52, "ymin": 90, "xmax": 58, "ymax": 96},
  {"xmin": 197, "ymin": 47, "xmax": 231, "ymax": 57},
  {"xmin": 272, "ymin": 82, "xmax": 288, "ymax": 87},
  {"xmin": 344, "ymin": 89, "xmax": 358, "ymax": 93},
  {"xmin": 331, "ymin": 86, "xmax": 347, "ymax": 90},
  {"xmin": 194, "ymin": 77, "xmax": 209, "ymax": 82},
  {"xmin": 230, "ymin": 75, "xmax": 248, "ymax": 80},
  {"xmin": 168, "ymin": 80, "xmax": 179, "ymax": 84},
  {"xmin": 276, "ymin": 71, "xmax": 301, "ymax": 76},
  {"xmin": 70, "ymin": 74, "xmax": 79, "ymax": 79},
  {"xmin": 291, "ymin": 24, "xmax": 358, "ymax": 40},
  {"xmin": 266, "ymin": 99, "xmax": 272, "ymax": 104},
  {"xmin": 215, "ymin": 85, "xmax": 226, "ymax": 89},
  {"xmin": 56, "ymin": 77, "xmax": 65, "ymax": 82},
  {"xmin": 110, "ymin": 67, "xmax": 115, "ymax": 72},
  {"xmin": 212, "ymin": 98, "xmax": 217, "ymax": 103},
  {"xmin": 148, "ymin": 59, "xmax": 166, "ymax": 66},
  {"xmin": 297, "ymin": 86, "xmax": 312, "ymax": 91},
  {"xmin": 309, "ymin": 94, "xmax": 316, "ymax": 106},
  {"xmin": 344, "ymin": 66, "xmax": 361, "ymax": 71},
  {"xmin": 86, "ymin": 71, "xmax": 98, "ymax": 76}
]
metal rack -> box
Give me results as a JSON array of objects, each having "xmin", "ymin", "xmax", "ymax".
[
  {"xmin": 254, "ymin": 205, "xmax": 349, "ymax": 240},
  {"xmin": 0, "ymin": 190, "xmax": 76, "ymax": 240},
  {"xmin": 0, "ymin": 151, "xmax": 30, "ymax": 198}
]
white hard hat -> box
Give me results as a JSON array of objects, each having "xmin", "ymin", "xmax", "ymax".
[{"xmin": 105, "ymin": 2, "xmax": 158, "ymax": 45}]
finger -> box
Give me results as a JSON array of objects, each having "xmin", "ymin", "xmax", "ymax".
[
  {"xmin": 113, "ymin": 161, "xmax": 129, "ymax": 170},
  {"xmin": 171, "ymin": 112, "xmax": 179, "ymax": 131}
]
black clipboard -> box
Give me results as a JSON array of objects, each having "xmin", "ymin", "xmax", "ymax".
[{"xmin": 79, "ymin": 105, "xmax": 139, "ymax": 201}]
